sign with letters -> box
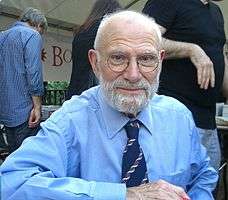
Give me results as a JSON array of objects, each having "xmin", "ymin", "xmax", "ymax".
[{"xmin": 42, "ymin": 31, "xmax": 73, "ymax": 81}]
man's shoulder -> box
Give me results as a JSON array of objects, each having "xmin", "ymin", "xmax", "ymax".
[
  {"xmin": 12, "ymin": 22, "xmax": 40, "ymax": 38},
  {"xmin": 45, "ymin": 87, "xmax": 100, "ymax": 127},
  {"xmin": 62, "ymin": 87, "xmax": 100, "ymax": 114},
  {"xmin": 210, "ymin": 1, "xmax": 223, "ymax": 14},
  {"xmin": 151, "ymin": 94, "xmax": 191, "ymax": 116}
]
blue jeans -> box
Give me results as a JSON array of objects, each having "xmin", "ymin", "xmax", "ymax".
[
  {"xmin": 5, "ymin": 121, "xmax": 40, "ymax": 153},
  {"xmin": 197, "ymin": 128, "xmax": 221, "ymax": 171}
]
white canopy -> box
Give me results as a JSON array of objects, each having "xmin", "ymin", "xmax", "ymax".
[
  {"xmin": 1, "ymin": 0, "xmax": 227, "ymax": 32},
  {"xmin": 0, "ymin": 0, "xmax": 149, "ymax": 31}
]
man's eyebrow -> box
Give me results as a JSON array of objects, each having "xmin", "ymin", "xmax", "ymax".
[{"xmin": 108, "ymin": 50, "xmax": 129, "ymax": 55}]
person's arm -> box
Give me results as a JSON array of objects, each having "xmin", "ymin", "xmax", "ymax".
[
  {"xmin": 158, "ymin": 25, "xmax": 214, "ymax": 90},
  {"xmin": 143, "ymin": 0, "xmax": 214, "ymax": 90},
  {"xmin": 28, "ymin": 96, "xmax": 42, "ymax": 128},
  {"xmin": 222, "ymin": 46, "xmax": 228, "ymax": 100},
  {"xmin": 24, "ymin": 32, "xmax": 44, "ymax": 127},
  {"xmin": 1, "ymin": 108, "xmax": 126, "ymax": 200}
]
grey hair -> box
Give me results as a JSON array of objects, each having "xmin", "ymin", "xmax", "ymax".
[
  {"xmin": 20, "ymin": 7, "xmax": 48, "ymax": 31},
  {"xmin": 94, "ymin": 10, "xmax": 162, "ymax": 50}
]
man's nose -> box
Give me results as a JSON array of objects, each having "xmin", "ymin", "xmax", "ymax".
[{"xmin": 123, "ymin": 59, "xmax": 142, "ymax": 82}]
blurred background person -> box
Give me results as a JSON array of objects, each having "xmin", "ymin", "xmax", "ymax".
[
  {"xmin": 0, "ymin": 7, "xmax": 48, "ymax": 153},
  {"xmin": 66, "ymin": 0, "xmax": 122, "ymax": 99}
]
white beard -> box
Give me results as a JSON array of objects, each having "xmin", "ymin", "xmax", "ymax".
[{"xmin": 99, "ymin": 75, "xmax": 159, "ymax": 116}]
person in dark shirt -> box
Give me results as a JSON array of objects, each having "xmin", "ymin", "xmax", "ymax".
[
  {"xmin": 143, "ymin": 0, "xmax": 226, "ymax": 170},
  {"xmin": 66, "ymin": 0, "xmax": 122, "ymax": 99}
]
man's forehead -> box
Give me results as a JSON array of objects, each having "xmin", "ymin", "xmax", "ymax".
[
  {"xmin": 105, "ymin": 18, "xmax": 154, "ymax": 34},
  {"xmin": 100, "ymin": 20, "xmax": 159, "ymax": 50}
]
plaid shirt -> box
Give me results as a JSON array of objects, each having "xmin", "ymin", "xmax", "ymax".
[{"xmin": 0, "ymin": 22, "xmax": 44, "ymax": 127}]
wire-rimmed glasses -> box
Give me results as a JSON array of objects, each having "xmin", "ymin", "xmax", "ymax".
[{"xmin": 106, "ymin": 52, "xmax": 160, "ymax": 73}]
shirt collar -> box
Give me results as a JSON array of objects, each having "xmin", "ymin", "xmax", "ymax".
[
  {"xmin": 13, "ymin": 21, "xmax": 29, "ymax": 28},
  {"xmin": 200, "ymin": 0, "xmax": 210, "ymax": 4},
  {"xmin": 12, "ymin": 22, "xmax": 39, "ymax": 34},
  {"xmin": 98, "ymin": 88, "xmax": 128, "ymax": 139},
  {"xmin": 97, "ymin": 87, "xmax": 155, "ymax": 139},
  {"xmin": 137, "ymin": 102, "xmax": 154, "ymax": 134}
]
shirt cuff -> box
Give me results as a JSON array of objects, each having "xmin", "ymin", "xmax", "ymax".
[
  {"xmin": 30, "ymin": 89, "xmax": 44, "ymax": 96},
  {"xmin": 91, "ymin": 181, "xmax": 126, "ymax": 200}
]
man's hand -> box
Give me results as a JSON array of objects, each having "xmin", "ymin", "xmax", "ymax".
[
  {"xmin": 189, "ymin": 44, "xmax": 215, "ymax": 90},
  {"xmin": 126, "ymin": 180, "xmax": 190, "ymax": 200},
  {"xmin": 29, "ymin": 96, "xmax": 42, "ymax": 128},
  {"xmin": 28, "ymin": 107, "xmax": 41, "ymax": 128}
]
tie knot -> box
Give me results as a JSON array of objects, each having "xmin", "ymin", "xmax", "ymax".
[{"xmin": 124, "ymin": 120, "xmax": 140, "ymax": 139}]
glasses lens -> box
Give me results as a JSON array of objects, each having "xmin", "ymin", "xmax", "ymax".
[
  {"xmin": 138, "ymin": 54, "xmax": 159, "ymax": 72},
  {"xmin": 108, "ymin": 53, "xmax": 128, "ymax": 72},
  {"xmin": 107, "ymin": 52, "xmax": 160, "ymax": 73}
]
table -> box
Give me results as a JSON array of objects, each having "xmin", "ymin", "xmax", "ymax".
[
  {"xmin": 41, "ymin": 105, "xmax": 60, "ymax": 121},
  {"xmin": 218, "ymin": 126, "xmax": 228, "ymax": 131}
]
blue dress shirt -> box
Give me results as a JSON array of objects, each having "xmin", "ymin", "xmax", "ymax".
[
  {"xmin": 0, "ymin": 22, "xmax": 44, "ymax": 127},
  {"xmin": 1, "ymin": 86, "xmax": 217, "ymax": 200}
]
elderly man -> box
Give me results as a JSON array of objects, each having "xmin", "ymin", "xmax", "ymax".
[{"xmin": 1, "ymin": 11, "xmax": 217, "ymax": 200}]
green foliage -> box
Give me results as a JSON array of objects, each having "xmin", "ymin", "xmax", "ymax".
[
  {"xmin": 46, "ymin": 81, "xmax": 69, "ymax": 90},
  {"xmin": 43, "ymin": 81, "xmax": 69, "ymax": 105}
]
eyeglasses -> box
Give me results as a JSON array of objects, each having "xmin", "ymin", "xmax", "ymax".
[{"xmin": 106, "ymin": 52, "xmax": 160, "ymax": 73}]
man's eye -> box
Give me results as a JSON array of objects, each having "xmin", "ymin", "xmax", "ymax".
[
  {"xmin": 110, "ymin": 54, "xmax": 126, "ymax": 63},
  {"xmin": 140, "ymin": 55, "xmax": 155, "ymax": 62},
  {"xmin": 138, "ymin": 54, "xmax": 158, "ymax": 65}
]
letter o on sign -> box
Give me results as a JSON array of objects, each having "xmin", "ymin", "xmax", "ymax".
[{"xmin": 63, "ymin": 49, "xmax": 72, "ymax": 63}]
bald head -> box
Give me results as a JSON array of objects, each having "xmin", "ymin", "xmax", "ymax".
[{"xmin": 94, "ymin": 10, "xmax": 162, "ymax": 50}]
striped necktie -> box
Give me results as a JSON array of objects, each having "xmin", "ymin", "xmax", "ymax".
[{"xmin": 121, "ymin": 120, "xmax": 148, "ymax": 187}]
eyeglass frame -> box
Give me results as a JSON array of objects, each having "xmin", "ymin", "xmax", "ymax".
[{"xmin": 96, "ymin": 50, "xmax": 162, "ymax": 73}]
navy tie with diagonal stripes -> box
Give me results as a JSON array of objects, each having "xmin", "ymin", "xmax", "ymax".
[{"xmin": 121, "ymin": 120, "xmax": 148, "ymax": 187}]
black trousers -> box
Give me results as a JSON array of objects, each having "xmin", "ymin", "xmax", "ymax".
[{"xmin": 5, "ymin": 121, "xmax": 40, "ymax": 153}]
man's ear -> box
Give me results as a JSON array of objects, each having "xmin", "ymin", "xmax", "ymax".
[
  {"xmin": 88, "ymin": 49, "xmax": 100, "ymax": 77},
  {"xmin": 160, "ymin": 49, "xmax": 165, "ymax": 60}
]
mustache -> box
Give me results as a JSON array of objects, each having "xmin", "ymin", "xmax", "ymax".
[{"xmin": 112, "ymin": 79, "xmax": 151, "ymax": 90}]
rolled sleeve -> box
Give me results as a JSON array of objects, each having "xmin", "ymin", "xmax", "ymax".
[{"xmin": 24, "ymin": 32, "xmax": 44, "ymax": 96}]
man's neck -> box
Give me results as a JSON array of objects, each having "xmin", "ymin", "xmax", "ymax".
[{"xmin": 125, "ymin": 113, "xmax": 137, "ymax": 118}]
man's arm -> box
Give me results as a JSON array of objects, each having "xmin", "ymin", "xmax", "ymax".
[
  {"xmin": 1, "ymin": 108, "xmax": 126, "ymax": 200},
  {"xmin": 222, "ymin": 46, "xmax": 228, "ymax": 100},
  {"xmin": 24, "ymin": 32, "xmax": 44, "ymax": 127},
  {"xmin": 28, "ymin": 96, "xmax": 42, "ymax": 128},
  {"xmin": 159, "ymin": 25, "xmax": 215, "ymax": 90}
]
